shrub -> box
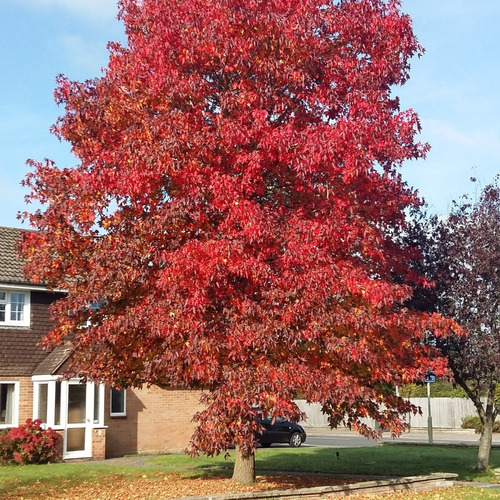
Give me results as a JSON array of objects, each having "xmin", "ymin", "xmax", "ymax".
[
  {"xmin": 461, "ymin": 415, "xmax": 500, "ymax": 434},
  {"xmin": 461, "ymin": 415, "xmax": 482, "ymax": 432},
  {"xmin": 0, "ymin": 419, "xmax": 59, "ymax": 465},
  {"xmin": 399, "ymin": 381, "xmax": 468, "ymax": 398}
]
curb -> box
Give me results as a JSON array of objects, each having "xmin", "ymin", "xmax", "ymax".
[
  {"xmin": 178, "ymin": 473, "xmax": 458, "ymax": 500},
  {"xmin": 379, "ymin": 440, "xmax": 500, "ymax": 448}
]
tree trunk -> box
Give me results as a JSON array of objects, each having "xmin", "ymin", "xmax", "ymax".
[
  {"xmin": 232, "ymin": 445, "xmax": 256, "ymax": 484},
  {"xmin": 476, "ymin": 396, "xmax": 496, "ymax": 471},
  {"xmin": 449, "ymin": 373, "xmax": 498, "ymax": 473},
  {"xmin": 475, "ymin": 383, "xmax": 499, "ymax": 472},
  {"xmin": 477, "ymin": 417, "xmax": 493, "ymax": 471}
]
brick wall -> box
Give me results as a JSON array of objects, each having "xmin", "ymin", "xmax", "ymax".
[
  {"xmin": 104, "ymin": 386, "xmax": 203, "ymax": 458},
  {"xmin": 53, "ymin": 430, "xmax": 64, "ymax": 461},
  {"xmin": 17, "ymin": 376, "xmax": 34, "ymax": 423},
  {"xmin": 92, "ymin": 427, "xmax": 107, "ymax": 459}
]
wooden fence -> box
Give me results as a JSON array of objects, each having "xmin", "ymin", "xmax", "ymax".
[{"xmin": 295, "ymin": 398, "xmax": 481, "ymax": 429}]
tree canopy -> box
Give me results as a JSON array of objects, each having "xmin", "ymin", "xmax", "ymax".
[
  {"xmin": 410, "ymin": 179, "xmax": 500, "ymax": 471},
  {"xmin": 21, "ymin": 0, "xmax": 452, "ymax": 483}
]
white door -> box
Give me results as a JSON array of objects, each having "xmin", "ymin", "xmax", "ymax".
[{"xmin": 63, "ymin": 381, "xmax": 94, "ymax": 459}]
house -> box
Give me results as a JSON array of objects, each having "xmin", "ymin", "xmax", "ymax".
[{"xmin": 0, "ymin": 226, "xmax": 202, "ymax": 459}]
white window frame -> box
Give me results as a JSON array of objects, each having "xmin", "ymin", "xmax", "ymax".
[
  {"xmin": 0, "ymin": 288, "xmax": 31, "ymax": 327},
  {"xmin": 0, "ymin": 381, "xmax": 20, "ymax": 429},
  {"xmin": 33, "ymin": 376, "xmax": 62, "ymax": 428},
  {"xmin": 93, "ymin": 381, "xmax": 105, "ymax": 425},
  {"xmin": 110, "ymin": 388, "xmax": 126, "ymax": 417},
  {"xmin": 32, "ymin": 377, "xmax": 105, "ymax": 428}
]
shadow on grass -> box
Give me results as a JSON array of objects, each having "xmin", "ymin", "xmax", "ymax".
[
  {"xmin": 147, "ymin": 445, "xmax": 500, "ymax": 483},
  {"xmin": 180, "ymin": 467, "xmax": 234, "ymax": 479},
  {"xmin": 252, "ymin": 445, "xmax": 500, "ymax": 482}
]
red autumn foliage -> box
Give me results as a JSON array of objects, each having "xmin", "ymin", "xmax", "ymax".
[
  {"xmin": 21, "ymin": 0, "xmax": 455, "ymax": 478},
  {"xmin": 0, "ymin": 419, "xmax": 59, "ymax": 465}
]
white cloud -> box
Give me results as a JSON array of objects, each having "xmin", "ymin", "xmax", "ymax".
[
  {"xmin": 426, "ymin": 119, "xmax": 500, "ymax": 156},
  {"xmin": 56, "ymin": 34, "xmax": 110, "ymax": 74}
]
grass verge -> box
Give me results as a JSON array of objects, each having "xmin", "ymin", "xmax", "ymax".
[
  {"xmin": 2, "ymin": 445, "xmax": 500, "ymax": 498},
  {"xmin": 147, "ymin": 444, "xmax": 500, "ymax": 482}
]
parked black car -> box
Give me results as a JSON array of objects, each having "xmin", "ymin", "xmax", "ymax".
[{"xmin": 255, "ymin": 413, "xmax": 307, "ymax": 447}]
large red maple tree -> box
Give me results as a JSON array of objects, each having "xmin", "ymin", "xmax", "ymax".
[{"xmin": 22, "ymin": 0, "xmax": 452, "ymax": 483}]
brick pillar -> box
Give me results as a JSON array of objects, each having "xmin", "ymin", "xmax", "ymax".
[
  {"xmin": 92, "ymin": 427, "xmax": 107, "ymax": 459},
  {"xmin": 54, "ymin": 430, "xmax": 64, "ymax": 462}
]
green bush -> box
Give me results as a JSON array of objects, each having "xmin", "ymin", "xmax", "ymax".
[
  {"xmin": 0, "ymin": 419, "xmax": 59, "ymax": 465},
  {"xmin": 399, "ymin": 381, "xmax": 468, "ymax": 398},
  {"xmin": 461, "ymin": 415, "xmax": 500, "ymax": 434},
  {"xmin": 461, "ymin": 415, "xmax": 482, "ymax": 432}
]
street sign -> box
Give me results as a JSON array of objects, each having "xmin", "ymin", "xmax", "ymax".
[{"xmin": 424, "ymin": 371, "xmax": 436, "ymax": 383}]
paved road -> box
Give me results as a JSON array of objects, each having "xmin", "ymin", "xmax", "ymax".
[
  {"xmin": 303, "ymin": 426, "xmax": 500, "ymax": 448},
  {"xmin": 305, "ymin": 431, "xmax": 377, "ymax": 448}
]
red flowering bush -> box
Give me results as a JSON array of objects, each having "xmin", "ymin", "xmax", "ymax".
[{"xmin": 0, "ymin": 419, "xmax": 59, "ymax": 465}]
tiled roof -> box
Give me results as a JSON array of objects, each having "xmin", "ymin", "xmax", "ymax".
[
  {"xmin": 0, "ymin": 226, "xmax": 30, "ymax": 285},
  {"xmin": 0, "ymin": 329, "xmax": 52, "ymax": 377},
  {"xmin": 33, "ymin": 345, "xmax": 72, "ymax": 376}
]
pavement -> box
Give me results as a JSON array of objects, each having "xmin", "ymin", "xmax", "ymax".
[{"xmin": 306, "ymin": 425, "xmax": 500, "ymax": 447}]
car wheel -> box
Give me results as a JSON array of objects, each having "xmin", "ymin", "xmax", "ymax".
[{"xmin": 289, "ymin": 432, "xmax": 302, "ymax": 447}]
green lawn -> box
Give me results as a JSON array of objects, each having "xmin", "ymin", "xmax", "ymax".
[
  {"xmin": 2, "ymin": 445, "xmax": 500, "ymax": 498},
  {"xmin": 147, "ymin": 444, "xmax": 500, "ymax": 482}
]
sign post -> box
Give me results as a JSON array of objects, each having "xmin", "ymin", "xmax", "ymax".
[{"xmin": 425, "ymin": 371, "xmax": 435, "ymax": 444}]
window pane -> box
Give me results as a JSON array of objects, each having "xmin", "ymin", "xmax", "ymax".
[
  {"xmin": 93, "ymin": 384, "xmax": 101, "ymax": 424},
  {"xmin": 0, "ymin": 292, "xmax": 5, "ymax": 322},
  {"xmin": 55, "ymin": 382, "xmax": 62, "ymax": 426},
  {"xmin": 111, "ymin": 388, "xmax": 125, "ymax": 415},
  {"xmin": 66, "ymin": 428, "xmax": 86, "ymax": 452},
  {"xmin": 37, "ymin": 384, "xmax": 49, "ymax": 423},
  {"xmin": 10, "ymin": 293, "xmax": 25, "ymax": 322},
  {"xmin": 68, "ymin": 385, "xmax": 86, "ymax": 424},
  {"xmin": 0, "ymin": 384, "xmax": 15, "ymax": 425}
]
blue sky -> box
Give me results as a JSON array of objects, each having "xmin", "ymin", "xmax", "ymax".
[{"xmin": 1, "ymin": 0, "xmax": 499, "ymax": 229}]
